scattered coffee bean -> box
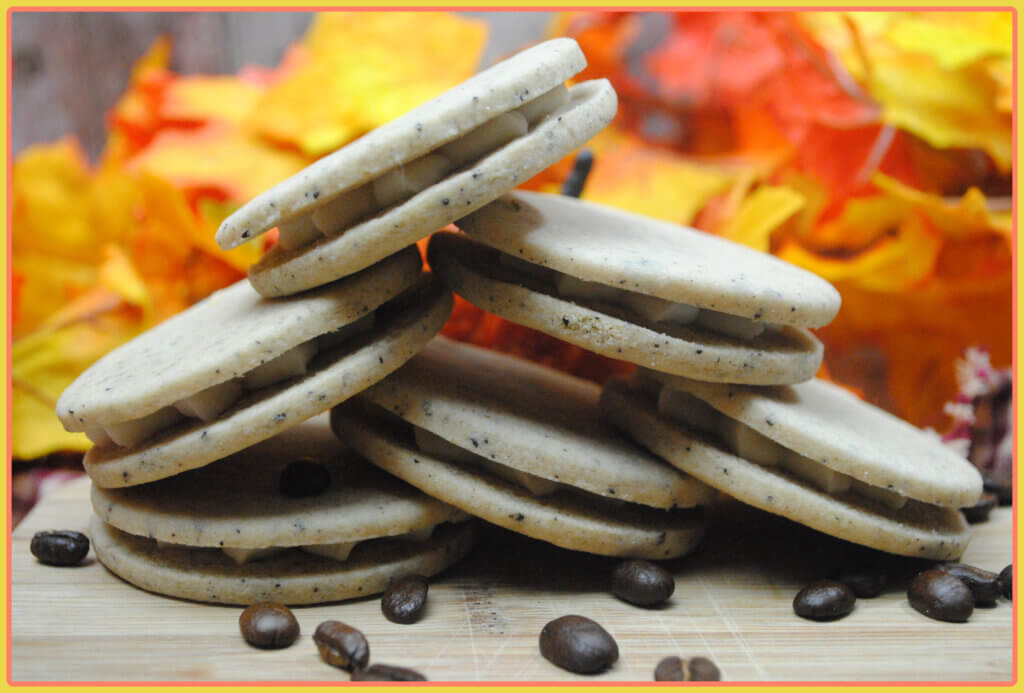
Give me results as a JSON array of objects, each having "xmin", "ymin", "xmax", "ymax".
[
  {"xmin": 962, "ymin": 492, "xmax": 998, "ymax": 524},
  {"xmin": 793, "ymin": 580, "xmax": 856, "ymax": 621},
  {"xmin": 835, "ymin": 569, "xmax": 887, "ymax": 599},
  {"xmin": 940, "ymin": 564, "xmax": 1001, "ymax": 606},
  {"xmin": 313, "ymin": 620, "xmax": 369, "ymax": 671},
  {"xmin": 279, "ymin": 460, "xmax": 331, "ymax": 498},
  {"xmin": 238, "ymin": 602, "xmax": 299, "ymax": 649},
  {"xmin": 999, "ymin": 565, "xmax": 1012, "ymax": 599},
  {"xmin": 539, "ymin": 615, "xmax": 618, "ymax": 674},
  {"xmin": 351, "ymin": 664, "xmax": 427, "ymax": 681},
  {"xmin": 30, "ymin": 530, "xmax": 90, "ymax": 566},
  {"xmin": 381, "ymin": 574, "xmax": 429, "ymax": 624},
  {"xmin": 611, "ymin": 560, "xmax": 674, "ymax": 607},
  {"xmin": 908, "ymin": 569, "xmax": 974, "ymax": 622},
  {"xmin": 654, "ymin": 655, "xmax": 721, "ymax": 681}
]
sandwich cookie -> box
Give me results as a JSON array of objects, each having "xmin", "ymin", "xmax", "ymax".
[
  {"xmin": 215, "ymin": 38, "xmax": 618, "ymax": 297},
  {"xmin": 430, "ymin": 192, "xmax": 841, "ymax": 385},
  {"xmin": 90, "ymin": 417, "xmax": 477, "ymax": 605},
  {"xmin": 59, "ymin": 246, "xmax": 453, "ymax": 488},
  {"xmin": 600, "ymin": 373, "xmax": 983, "ymax": 559},
  {"xmin": 331, "ymin": 338, "xmax": 709, "ymax": 559}
]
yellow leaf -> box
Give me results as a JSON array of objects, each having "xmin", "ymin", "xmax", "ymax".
[
  {"xmin": 872, "ymin": 172, "xmax": 1012, "ymax": 238},
  {"xmin": 884, "ymin": 12, "xmax": 1012, "ymax": 71},
  {"xmin": 162, "ymin": 76, "xmax": 265, "ymax": 125},
  {"xmin": 719, "ymin": 185, "xmax": 805, "ymax": 253},
  {"xmin": 247, "ymin": 12, "xmax": 487, "ymax": 157}
]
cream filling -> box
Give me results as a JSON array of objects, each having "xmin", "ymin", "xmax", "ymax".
[
  {"xmin": 497, "ymin": 254, "xmax": 776, "ymax": 341},
  {"xmin": 413, "ymin": 426, "xmax": 562, "ymax": 497},
  {"xmin": 656, "ymin": 387, "xmax": 907, "ymax": 509},
  {"xmin": 276, "ymin": 84, "xmax": 570, "ymax": 250},
  {"xmin": 157, "ymin": 525, "xmax": 440, "ymax": 565},
  {"xmin": 84, "ymin": 313, "xmax": 378, "ymax": 449}
]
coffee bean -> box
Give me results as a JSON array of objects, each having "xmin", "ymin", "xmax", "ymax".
[
  {"xmin": 539, "ymin": 615, "xmax": 618, "ymax": 674},
  {"xmin": 279, "ymin": 460, "xmax": 331, "ymax": 498},
  {"xmin": 793, "ymin": 580, "xmax": 856, "ymax": 621},
  {"xmin": 381, "ymin": 574, "xmax": 429, "ymax": 624},
  {"xmin": 611, "ymin": 560, "xmax": 674, "ymax": 607},
  {"xmin": 999, "ymin": 565, "xmax": 1012, "ymax": 599},
  {"xmin": 940, "ymin": 564, "xmax": 1001, "ymax": 606},
  {"xmin": 982, "ymin": 474, "xmax": 1011, "ymax": 506},
  {"xmin": 835, "ymin": 569, "xmax": 887, "ymax": 599},
  {"xmin": 313, "ymin": 620, "xmax": 369, "ymax": 671},
  {"xmin": 351, "ymin": 664, "xmax": 427, "ymax": 681},
  {"xmin": 238, "ymin": 602, "xmax": 299, "ymax": 649},
  {"xmin": 962, "ymin": 493, "xmax": 998, "ymax": 524},
  {"xmin": 908, "ymin": 569, "xmax": 974, "ymax": 622},
  {"xmin": 30, "ymin": 530, "xmax": 90, "ymax": 566},
  {"xmin": 654, "ymin": 656, "xmax": 721, "ymax": 681}
]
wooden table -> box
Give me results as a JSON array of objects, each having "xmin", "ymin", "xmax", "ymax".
[{"xmin": 11, "ymin": 477, "xmax": 1014, "ymax": 682}]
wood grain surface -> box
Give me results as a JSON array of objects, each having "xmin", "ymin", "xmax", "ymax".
[{"xmin": 11, "ymin": 476, "xmax": 1014, "ymax": 682}]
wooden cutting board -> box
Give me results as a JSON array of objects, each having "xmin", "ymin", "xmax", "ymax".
[{"xmin": 11, "ymin": 476, "xmax": 1013, "ymax": 682}]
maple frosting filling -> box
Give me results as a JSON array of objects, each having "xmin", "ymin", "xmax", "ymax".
[
  {"xmin": 275, "ymin": 84, "xmax": 571, "ymax": 251},
  {"xmin": 496, "ymin": 254, "xmax": 778, "ymax": 341},
  {"xmin": 153, "ymin": 522, "xmax": 449, "ymax": 565},
  {"xmin": 655, "ymin": 385, "xmax": 907, "ymax": 509},
  {"xmin": 84, "ymin": 313, "xmax": 378, "ymax": 448}
]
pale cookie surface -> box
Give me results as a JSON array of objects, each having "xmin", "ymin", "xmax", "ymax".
[
  {"xmin": 59, "ymin": 247, "xmax": 422, "ymax": 431},
  {"xmin": 216, "ymin": 38, "xmax": 586, "ymax": 249},
  {"xmin": 428, "ymin": 232, "xmax": 823, "ymax": 385},
  {"xmin": 248, "ymin": 80, "xmax": 617, "ymax": 297},
  {"xmin": 644, "ymin": 373, "xmax": 983, "ymax": 508},
  {"xmin": 457, "ymin": 192, "xmax": 841, "ymax": 326},
  {"xmin": 84, "ymin": 279, "xmax": 453, "ymax": 488},
  {"xmin": 600, "ymin": 379, "xmax": 971, "ymax": 560},
  {"xmin": 90, "ymin": 516, "xmax": 478, "ymax": 606},
  {"xmin": 331, "ymin": 402, "xmax": 706, "ymax": 560},
  {"xmin": 359, "ymin": 337, "xmax": 714, "ymax": 509},
  {"xmin": 92, "ymin": 416, "xmax": 465, "ymax": 548}
]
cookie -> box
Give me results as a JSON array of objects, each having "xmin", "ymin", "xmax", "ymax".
[
  {"xmin": 430, "ymin": 192, "xmax": 841, "ymax": 385},
  {"xmin": 330, "ymin": 340, "xmax": 707, "ymax": 560},
  {"xmin": 600, "ymin": 377, "xmax": 977, "ymax": 559},
  {"xmin": 215, "ymin": 38, "xmax": 617, "ymax": 297},
  {"xmin": 57, "ymin": 247, "xmax": 453, "ymax": 487}
]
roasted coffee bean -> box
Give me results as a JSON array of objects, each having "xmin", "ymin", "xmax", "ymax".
[
  {"xmin": 999, "ymin": 565, "xmax": 1012, "ymax": 599},
  {"xmin": 279, "ymin": 460, "xmax": 331, "ymax": 498},
  {"xmin": 908, "ymin": 569, "xmax": 974, "ymax": 622},
  {"xmin": 30, "ymin": 530, "xmax": 90, "ymax": 566},
  {"xmin": 835, "ymin": 569, "xmax": 887, "ymax": 599},
  {"xmin": 238, "ymin": 602, "xmax": 299, "ymax": 649},
  {"xmin": 539, "ymin": 615, "xmax": 618, "ymax": 674},
  {"xmin": 381, "ymin": 574, "xmax": 429, "ymax": 624},
  {"xmin": 982, "ymin": 474, "xmax": 1011, "ymax": 506},
  {"xmin": 940, "ymin": 564, "xmax": 1001, "ymax": 606},
  {"xmin": 611, "ymin": 560, "xmax": 674, "ymax": 607},
  {"xmin": 962, "ymin": 493, "xmax": 998, "ymax": 524},
  {"xmin": 793, "ymin": 579, "xmax": 856, "ymax": 621},
  {"xmin": 313, "ymin": 620, "xmax": 369, "ymax": 671},
  {"xmin": 351, "ymin": 664, "xmax": 427, "ymax": 681},
  {"xmin": 654, "ymin": 655, "xmax": 721, "ymax": 681}
]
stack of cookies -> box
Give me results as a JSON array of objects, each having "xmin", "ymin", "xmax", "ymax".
[{"xmin": 56, "ymin": 38, "xmax": 621, "ymax": 604}]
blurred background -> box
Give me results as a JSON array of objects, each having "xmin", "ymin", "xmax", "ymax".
[{"xmin": 10, "ymin": 11, "xmax": 1013, "ymax": 524}]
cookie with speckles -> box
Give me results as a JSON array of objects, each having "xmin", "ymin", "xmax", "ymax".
[
  {"xmin": 599, "ymin": 377, "xmax": 975, "ymax": 560},
  {"xmin": 92, "ymin": 415, "xmax": 467, "ymax": 549},
  {"xmin": 428, "ymin": 225, "xmax": 827, "ymax": 385},
  {"xmin": 90, "ymin": 515, "xmax": 478, "ymax": 606},
  {"xmin": 356, "ymin": 336, "xmax": 715, "ymax": 510},
  {"xmin": 330, "ymin": 399, "xmax": 706, "ymax": 560},
  {"xmin": 78, "ymin": 267, "xmax": 453, "ymax": 488},
  {"xmin": 216, "ymin": 38, "xmax": 618, "ymax": 297}
]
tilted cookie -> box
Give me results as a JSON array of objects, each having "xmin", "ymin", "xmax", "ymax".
[
  {"xmin": 600, "ymin": 374, "xmax": 982, "ymax": 559},
  {"xmin": 58, "ymin": 247, "xmax": 453, "ymax": 487},
  {"xmin": 331, "ymin": 338, "xmax": 708, "ymax": 560},
  {"xmin": 90, "ymin": 416, "xmax": 477, "ymax": 605},
  {"xmin": 216, "ymin": 38, "xmax": 617, "ymax": 297},
  {"xmin": 431, "ymin": 192, "xmax": 841, "ymax": 385}
]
